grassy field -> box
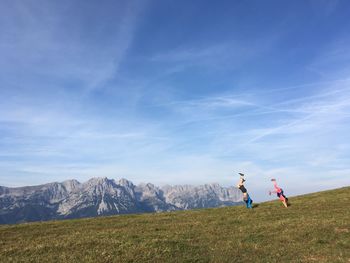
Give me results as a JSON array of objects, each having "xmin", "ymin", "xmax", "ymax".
[{"xmin": 0, "ymin": 187, "xmax": 349, "ymax": 263}]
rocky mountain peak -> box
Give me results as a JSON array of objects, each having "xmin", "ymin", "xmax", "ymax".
[
  {"xmin": 86, "ymin": 177, "xmax": 111, "ymax": 184},
  {"xmin": 0, "ymin": 177, "xmax": 243, "ymax": 224},
  {"xmin": 62, "ymin": 179, "xmax": 81, "ymax": 192},
  {"xmin": 0, "ymin": 186, "xmax": 8, "ymax": 196},
  {"xmin": 118, "ymin": 178, "xmax": 134, "ymax": 188},
  {"xmin": 82, "ymin": 177, "xmax": 117, "ymax": 196}
]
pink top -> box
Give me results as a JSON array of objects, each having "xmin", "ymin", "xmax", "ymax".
[{"xmin": 271, "ymin": 181, "xmax": 282, "ymax": 194}]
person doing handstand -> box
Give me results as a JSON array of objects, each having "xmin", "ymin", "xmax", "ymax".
[
  {"xmin": 269, "ymin": 178, "xmax": 289, "ymax": 208},
  {"xmin": 237, "ymin": 173, "xmax": 253, "ymax": 209}
]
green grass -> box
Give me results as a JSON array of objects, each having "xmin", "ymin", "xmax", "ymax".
[{"xmin": 0, "ymin": 187, "xmax": 349, "ymax": 263}]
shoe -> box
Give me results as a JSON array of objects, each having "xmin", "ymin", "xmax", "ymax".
[{"xmin": 238, "ymin": 173, "xmax": 244, "ymax": 176}]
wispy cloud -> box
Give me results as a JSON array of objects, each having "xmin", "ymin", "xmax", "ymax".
[
  {"xmin": 147, "ymin": 34, "xmax": 281, "ymax": 75},
  {"xmin": 0, "ymin": 0, "xmax": 144, "ymax": 91}
]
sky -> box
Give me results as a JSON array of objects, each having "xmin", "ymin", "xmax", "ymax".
[{"xmin": 1, "ymin": 0, "xmax": 350, "ymax": 201}]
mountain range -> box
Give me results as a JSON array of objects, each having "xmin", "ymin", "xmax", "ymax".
[{"xmin": 0, "ymin": 177, "xmax": 243, "ymax": 224}]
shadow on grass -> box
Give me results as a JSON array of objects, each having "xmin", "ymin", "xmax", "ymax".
[{"xmin": 252, "ymin": 204, "xmax": 259, "ymax": 208}]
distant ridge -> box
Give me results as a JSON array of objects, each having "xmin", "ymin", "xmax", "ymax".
[{"xmin": 0, "ymin": 177, "xmax": 243, "ymax": 224}]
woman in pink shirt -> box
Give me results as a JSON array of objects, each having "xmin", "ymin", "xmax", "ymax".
[{"xmin": 269, "ymin": 179, "xmax": 289, "ymax": 208}]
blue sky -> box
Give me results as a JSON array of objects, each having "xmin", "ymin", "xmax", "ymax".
[{"xmin": 1, "ymin": 0, "xmax": 350, "ymax": 200}]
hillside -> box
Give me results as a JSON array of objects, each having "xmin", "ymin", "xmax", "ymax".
[{"xmin": 0, "ymin": 187, "xmax": 349, "ymax": 262}]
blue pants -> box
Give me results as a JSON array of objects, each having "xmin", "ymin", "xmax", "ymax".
[{"xmin": 244, "ymin": 195, "xmax": 253, "ymax": 208}]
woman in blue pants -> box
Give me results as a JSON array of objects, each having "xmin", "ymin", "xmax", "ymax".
[{"xmin": 237, "ymin": 173, "xmax": 253, "ymax": 208}]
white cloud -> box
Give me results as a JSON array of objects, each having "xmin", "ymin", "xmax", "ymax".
[{"xmin": 0, "ymin": 0, "xmax": 144, "ymax": 91}]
